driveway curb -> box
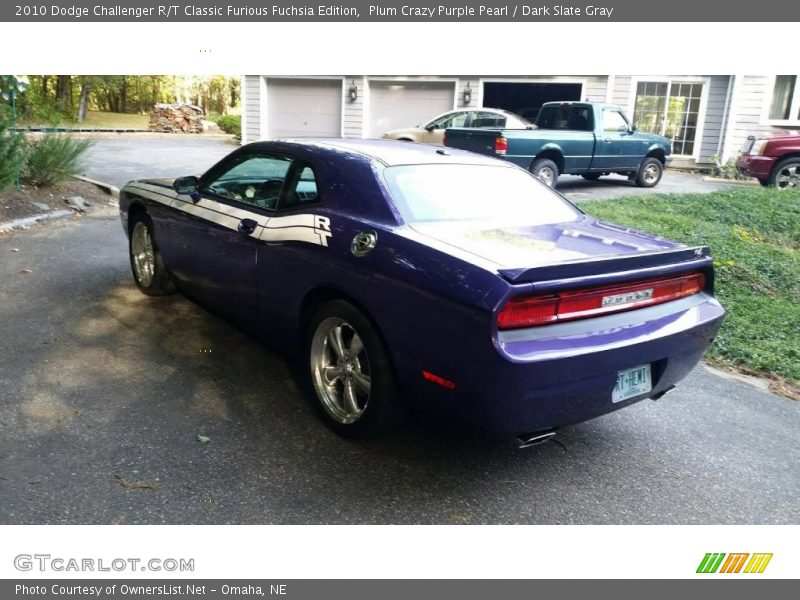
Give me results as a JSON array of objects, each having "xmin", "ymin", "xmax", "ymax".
[
  {"xmin": 73, "ymin": 174, "xmax": 121, "ymax": 198},
  {"xmin": 0, "ymin": 209, "xmax": 76, "ymax": 233}
]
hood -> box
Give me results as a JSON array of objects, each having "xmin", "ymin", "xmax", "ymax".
[
  {"xmin": 383, "ymin": 127, "xmax": 424, "ymax": 137},
  {"xmin": 410, "ymin": 215, "xmax": 682, "ymax": 270},
  {"xmin": 136, "ymin": 178, "xmax": 176, "ymax": 189}
]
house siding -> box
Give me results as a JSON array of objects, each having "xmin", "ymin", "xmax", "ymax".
[
  {"xmin": 342, "ymin": 76, "xmax": 364, "ymax": 137},
  {"xmin": 697, "ymin": 75, "xmax": 731, "ymax": 164},
  {"xmin": 724, "ymin": 75, "xmax": 800, "ymax": 160},
  {"xmin": 243, "ymin": 75, "xmax": 262, "ymax": 144}
]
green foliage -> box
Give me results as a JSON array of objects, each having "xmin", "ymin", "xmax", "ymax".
[
  {"xmin": 22, "ymin": 134, "xmax": 93, "ymax": 187},
  {"xmin": 710, "ymin": 154, "xmax": 749, "ymax": 180},
  {"xmin": 210, "ymin": 114, "xmax": 241, "ymax": 137},
  {"xmin": 584, "ymin": 188, "xmax": 800, "ymax": 384},
  {"xmin": 0, "ymin": 118, "xmax": 25, "ymax": 191}
]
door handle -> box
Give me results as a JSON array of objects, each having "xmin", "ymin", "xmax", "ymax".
[{"xmin": 238, "ymin": 218, "xmax": 258, "ymax": 235}]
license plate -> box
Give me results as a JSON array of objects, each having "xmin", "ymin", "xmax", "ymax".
[{"xmin": 612, "ymin": 364, "xmax": 652, "ymax": 403}]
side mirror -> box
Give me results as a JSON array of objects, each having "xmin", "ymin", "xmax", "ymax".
[
  {"xmin": 424, "ymin": 124, "xmax": 436, "ymax": 132},
  {"xmin": 631, "ymin": 124, "xmax": 637, "ymax": 132},
  {"xmin": 173, "ymin": 175, "xmax": 199, "ymax": 195}
]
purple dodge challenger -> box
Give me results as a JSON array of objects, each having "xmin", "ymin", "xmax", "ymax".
[{"xmin": 120, "ymin": 139, "xmax": 725, "ymax": 444}]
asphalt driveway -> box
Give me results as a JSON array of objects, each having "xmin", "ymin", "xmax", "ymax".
[
  {"xmin": 1, "ymin": 212, "xmax": 798, "ymax": 525},
  {"xmin": 76, "ymin": 135, "xmax": 739, "ymax": 200},
  {"xmin": 80, "ymin": 135, "xmax": 236, "ymax": 189}
]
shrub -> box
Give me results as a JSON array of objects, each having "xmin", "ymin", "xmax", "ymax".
[
  {"xmin": 0, "ymin": 118, "xmax": 25, "ymax": 191},
  {"xmin": 214, "ymin": 114, "xmax": 241, "ymax": 138},
  {"xmin": 711, "ymin": 154, "xmax": 749, "ymax": 180},
  {"xmin": 22, "ymin": 134, "xmax": 93, "ymax": 187}
]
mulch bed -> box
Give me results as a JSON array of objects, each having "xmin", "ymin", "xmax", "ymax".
[{"xmin": 0, "ymin": 179, "xmax": 115, "ymax": 224}]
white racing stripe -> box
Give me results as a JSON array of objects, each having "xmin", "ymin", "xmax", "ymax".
[{"xmin": 127, "ymin": 182, "xmax": 332, "ymax": 246}]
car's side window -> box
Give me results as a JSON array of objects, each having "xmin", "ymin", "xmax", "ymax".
[
  {"xmin": 277, "ymin": 161, "xmax": 320, "ymax": 211},
  {"xmin": 470, "ymin": 112, "xmax": 506, "ymax": 128},
  {"xmin": 200, "ymin": 154, "xmax": 292, "ymax": 210},
  {"xmin": 603, "ymin": 110, "xmax": 630, "ymax": 132},
  {"xmin": 432, "ymin": 112, "xmax": 468, "ymax": 129}
]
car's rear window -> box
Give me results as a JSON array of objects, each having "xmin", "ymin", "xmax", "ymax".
[
  {"xmin": 536, "ymin": 105, "xmax": 593, "ymax": 131},
  {"xmin": 383, "ymin": 164, "xmax": 581, "ymax": 225}
]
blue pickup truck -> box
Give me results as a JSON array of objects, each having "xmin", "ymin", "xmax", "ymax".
[{"xmin": 443, "ymin": 101, "xmax": 672, "ymax": 188}]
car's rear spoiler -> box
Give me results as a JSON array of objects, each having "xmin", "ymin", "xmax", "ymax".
[{"xmin": 497, "ymin": 246, "xmax": 711, "ymax": 283}]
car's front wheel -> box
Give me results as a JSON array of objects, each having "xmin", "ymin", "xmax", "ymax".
[
  {"xmin": 635, "ymin": 157, "xmax": 664, "ymax": 187},
  {"xmin": 768, "ymin": 157, "xmax": 800, "ymax": 190},
  {"xmin": 129, "ymin": 213, "xmax": 175, "ymax": 296},
  {"xmin": 307, "ymin": 300, "xmax": 403, "ymax": 437}
]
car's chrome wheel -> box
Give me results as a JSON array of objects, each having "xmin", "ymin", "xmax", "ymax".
[
  {"xmin": 310, "ymin": 317, "xmax": 372, "ymax": 425},
  {"xmin": 131, "ymin": 221, "xmax": 155, "ymax": 287},
  {"xmin": 128, "ymin": 213, "xmax": 175, "ymax": 296},
  {"xmin": 775, "ymin": 162, "xmax": 800, "ymax": 190}
]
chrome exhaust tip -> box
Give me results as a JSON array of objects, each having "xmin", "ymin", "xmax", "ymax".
[
  {"xmin": 650, "ymin": 384, "xmax": 677, "ymax": 401},
  {"xmin": 517, "ymin": 430, "xmax": 556, "ymax": 449}
]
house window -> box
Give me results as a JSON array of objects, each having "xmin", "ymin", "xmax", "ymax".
[
  {"xmin": 767, "ymin": 76, "xmax": 800, "ymax": 123},
  {"xmin": 633, "ymin": 81, "xmax": 704, "ymax": 156}
]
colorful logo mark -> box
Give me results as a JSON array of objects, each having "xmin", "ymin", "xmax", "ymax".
[{"xmin": 696, "ymin": 553, "xmax": 773, "ymax": 574}]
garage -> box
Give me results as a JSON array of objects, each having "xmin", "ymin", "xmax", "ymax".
[
  {"xmin": 367, "ymin": 80, "xmax": 456, "ymax": 137},
  {"xmin": 266, "ymin": 78, "xmax": 342, "ymax": 138},
  {"xmin": 482, "ymin": 81, "xmax": 583, "ymax": 121}
]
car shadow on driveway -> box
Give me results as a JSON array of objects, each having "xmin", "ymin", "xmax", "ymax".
[{"xmin": 2, "ymin": 249, "xmax": 797, "ymax": 525}]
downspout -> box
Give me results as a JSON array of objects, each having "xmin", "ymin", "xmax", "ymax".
[{"xmin": 717, "ymin": 75, "xmax": 735, "ymax": 158}]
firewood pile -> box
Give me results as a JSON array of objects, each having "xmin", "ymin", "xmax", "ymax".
[{"xmin": 149, "ymin": 103, "xmax": 204, "ymax": 133}]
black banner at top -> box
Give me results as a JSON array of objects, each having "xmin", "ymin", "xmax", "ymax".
[{"xmin": 2, "ymin": 0, "xmax": 799, "ymax": 22}]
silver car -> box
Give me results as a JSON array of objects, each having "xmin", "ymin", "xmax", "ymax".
[{"xmin": 382, "ymin": 108, "xmax": 534, "ymax": 145}]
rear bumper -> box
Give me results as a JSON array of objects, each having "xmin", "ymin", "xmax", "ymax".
[
  {"xmin": 735, "ymin": 154, "xmax": 774, "ymax": 180},
  {"xmin": 411, "ymin": 294, "xmax": 725, "ymax": 435}
]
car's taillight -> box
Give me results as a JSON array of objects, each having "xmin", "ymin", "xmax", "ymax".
[
  {"xmin": 497, "ymin": 272, "xmax": 706, "ymax": 330},
  {"xmin": 442, "ymin": 131, "xmax": 447, "ymax": 146},
  {"xmin": 495, "ymin": 136, "xmax": 508, "ymax": 155}
]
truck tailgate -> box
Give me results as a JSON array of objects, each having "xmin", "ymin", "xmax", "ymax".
[{"xmin": 444, "ymin": 127, "xmax": 503, "ymax": 156}]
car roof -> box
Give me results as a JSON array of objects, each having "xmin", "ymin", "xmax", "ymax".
[{"xmin": 250, "ymin": 138, "xmax": 516, "ymax": 168}]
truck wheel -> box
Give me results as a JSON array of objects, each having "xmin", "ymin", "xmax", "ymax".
[
  {"xmin": 767, "ymin": 157, "xmax": 800, "ymax": 190},
  {"xmin": 635, "ymin": 157, "xmax": 663, "ymax": 187},
  {"xmin": 531, "ymin": 158, "xmax": 559, "ymax": 188},
  {"xmin": 582, "ymin": 173, "xmax": 602, "ymax": 181}
]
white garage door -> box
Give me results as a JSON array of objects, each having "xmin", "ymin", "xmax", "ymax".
[
  {"xmin": 367, "ymin": 81, "xmax": 456, "ymax": 138},
  {"xmin": 266, "ymin": 78, "xmax": 342, "ymax": 138}
]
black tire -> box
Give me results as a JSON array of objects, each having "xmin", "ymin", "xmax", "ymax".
[
  {"xmin": 582, "ymin": 173, "xmax": 603, "ymax": 181},
  {"xmin": 767, "ymin": 157, "xmax": 800, "ymax": 190},
  {"xmin": 306, "ymin": 300, "xmax": 404, "ymax": 438},
  {"xmin": 530, "ymin": 158, "xmax": 559, "ymax": 188},
  {"xmin": 128, "ymin": 212, "xmax": 176, "ymax": 296},
  {"xmin": 635, "ymin": 157, "xmax": 664, "ymax": 188}
]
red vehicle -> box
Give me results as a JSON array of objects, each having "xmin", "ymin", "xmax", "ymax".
[{"xmin": 736, "ymin": 131, "xmax": 800, "ymax": 189}]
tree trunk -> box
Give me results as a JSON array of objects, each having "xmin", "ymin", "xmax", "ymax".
[
  {"xmin": 41, "ymin": 75, "xmax": 50, "ymax": 98},
  {"xmin": 77, "ymin": 82, "xmax": 91, "ymax": 122},
  {"xmin": 55, "ymin": 75, "xmax": 72, "ymax": 111},
  {"xmin": 120, "ymin": 77, "xmax": 128, "ymax": 113}
]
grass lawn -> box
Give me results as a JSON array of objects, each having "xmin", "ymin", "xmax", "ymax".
[
  {"xmin": 75, "ymin": 111, "xmax": 149, "ymax": 129},
  {"xmin": 582, "ymin": 187, "xmax": 800, "ymax": 389}
]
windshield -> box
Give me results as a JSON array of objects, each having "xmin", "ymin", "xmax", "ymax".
[{"xmin": 383, "ymin": 164, "xmax": 581, "ymax": 226}]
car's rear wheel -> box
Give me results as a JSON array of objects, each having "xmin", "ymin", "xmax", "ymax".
[
  {"xmin": 530, "ymin": 158, "xmax": 559, "ymax": 188},
  {"xmin": 129, "ymin": 213, "xmax": 175, "ymax": 296},
  {"xmin": 635, "ymin": 157, "xmax": 663, "ymax": 187},
  {"xmin": 307, "ymin": 300, "xmax": 403, "ymax": 437},
  {"xmin": 768, "ymin": 157, "xmax": 800, "ymax": 190}
]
